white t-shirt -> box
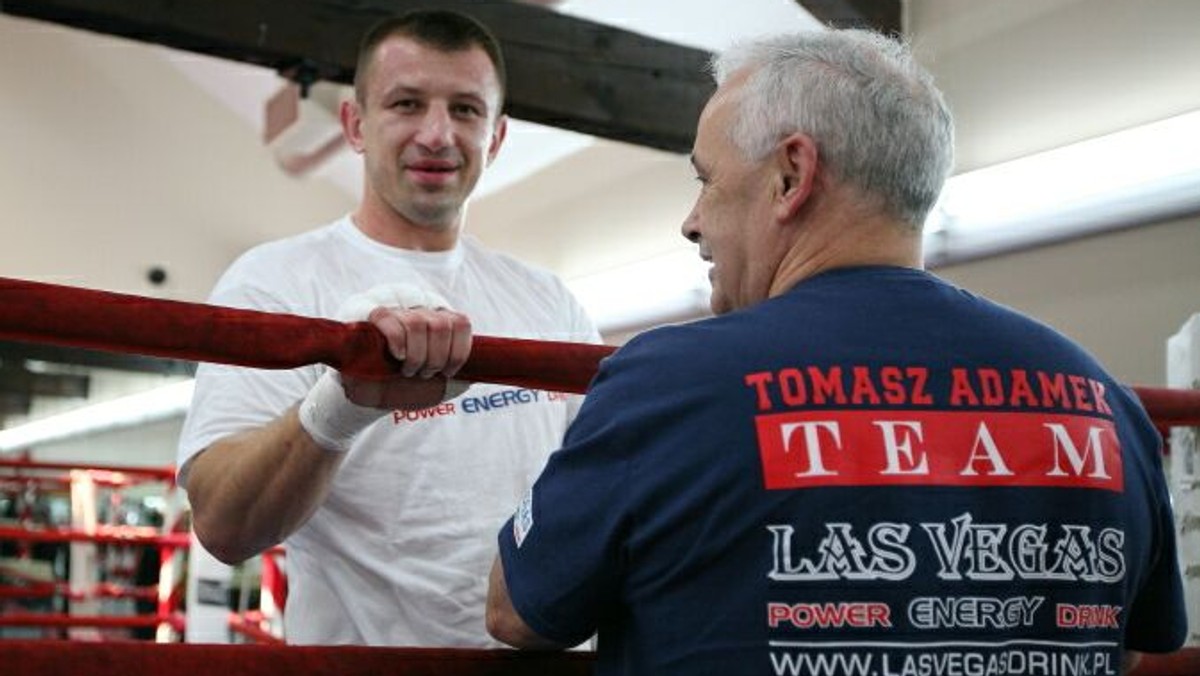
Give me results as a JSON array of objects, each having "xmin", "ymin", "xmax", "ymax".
[{"xmin": 177, "ymin": 216, "xmax": 599, "ymax": 646}]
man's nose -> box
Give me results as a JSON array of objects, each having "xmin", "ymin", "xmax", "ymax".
[
  {"xmin": 681, "ymin": 210, "xmax": 701, "ymax": 243},
  {"xmin": 415, "ymin": 105, "xmax": 454, "ymax": 151}
]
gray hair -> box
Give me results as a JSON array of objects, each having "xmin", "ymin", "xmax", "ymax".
[{"xmin": 711, "ymin": 30, "xmax": 954, "ymax": 228}]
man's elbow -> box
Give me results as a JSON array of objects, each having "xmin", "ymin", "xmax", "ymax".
[
  {"xmin": 183, "ymin": 449, "xmax": 268, "ymax": 565},
  {"xmin": 190, "ymin": 509, "xmax": 259, "ymax": 565},
  {"xmin": 188, "ymin": 481, "xmax": 265, "ymax": 564},
  {"xmin": 485, "ymin": 603, "xmax": 523, "ymax": 646},
  {"xmin": 486, "ymin": 604, "xmax": 561, "ymax": 650},
  {"xmin": 486, "ymin": 557, "xmax": 570, "ymax": 649}
]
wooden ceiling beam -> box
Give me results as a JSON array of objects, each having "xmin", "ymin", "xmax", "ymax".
[
  {"xmin": 0, "ymin": 0, "xmax": 715, "ymax": 153},
  {"xmin": 795, "ymin": 0, "xmax": 902, "ymax": 34}
]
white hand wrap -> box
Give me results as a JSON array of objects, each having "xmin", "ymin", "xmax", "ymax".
[
  {"xmin": 298, "ymin": 371, "xmax": 385, "ymax": 453},
  {"xmin": 298, "ymin": 283, "xmax": 469, "ymax": 453}
]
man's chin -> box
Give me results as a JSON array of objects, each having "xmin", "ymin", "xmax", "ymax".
[{"xmin": 403, "ymin": 202, "xmax": 462, "ymax": 230}]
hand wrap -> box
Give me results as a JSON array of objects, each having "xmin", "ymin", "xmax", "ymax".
[{"xmin": 298, "ymin": 283, "xmax": 468, "ymax": 453}]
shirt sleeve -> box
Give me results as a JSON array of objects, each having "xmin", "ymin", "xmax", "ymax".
[
  {"xmin": 497, "ymin": 341, "xmax": 648, "ymax": 646},
  {"xmin": 1120, "ymin": 394, "xmax": 1188, "ymax": 653},
  {"xmin": 1123, "ymin": 474, "xmax": 1188, "ymax": 652}
]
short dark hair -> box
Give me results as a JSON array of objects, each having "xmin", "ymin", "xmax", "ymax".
[{"xmin": 353, "ymin": 9, "xmax": 507, "ymax": 108}]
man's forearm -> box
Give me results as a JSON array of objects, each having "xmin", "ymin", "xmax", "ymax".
[
  {"xmin": 185, "ymin": 406, "xmax": 345, "ymax": 564},
  {"xmin": 486, "ymin": 557, "xmax": 568, "ymax": 650}
]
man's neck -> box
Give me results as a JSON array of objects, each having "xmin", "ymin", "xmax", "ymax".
[
  {"xmin": 352, "ymin": 201, "xmax": 461, "ymax": 252},
  {"xmin": 769, "ymin": 207, "xmax": 923, "ymax": 299}
]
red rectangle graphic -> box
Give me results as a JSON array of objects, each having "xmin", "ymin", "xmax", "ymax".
[{"xmin": 756, "ymin": 410, "xmax": 1122, "ymax": 492}]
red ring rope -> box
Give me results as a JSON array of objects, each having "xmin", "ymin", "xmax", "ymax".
[
  {"xmin": 0, "ymin": 276, "xmax": 612, "ymax": 394},
  {"xmin": 0, "ymin": 277, "xmax": 1198, "ymax": 425},
  {"xmin": 0, "ymin": 612, "xmax": 185, "ymax": 631},
  {"xmin": 1130, "ymin": 386, "xmax": 1200, "ymax": 428},
  {"xmin": 0, "ymin": 524, "xmax": 190, "ymax": 547}
]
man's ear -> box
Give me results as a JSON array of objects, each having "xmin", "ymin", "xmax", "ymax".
[
  {"xmin": 340, "ymin": 99, "xmax": 365, "ymax": 154},
  {"xmin": 775, "ymin": 133, "xmax": 818, "ymax": 221},
  {"xmin": 486, "ymin": 114, "xmax": 509, "ymax": 166}
]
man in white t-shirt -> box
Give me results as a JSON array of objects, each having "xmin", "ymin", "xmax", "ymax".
[{"xmin": 177, "ymin": 10, "xmax": 598, "ymax": 646}]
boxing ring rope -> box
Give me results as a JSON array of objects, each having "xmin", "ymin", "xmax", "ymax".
[
  {"xmin": 0, "ymin": 277, "xmax": 610, "ymax": 394},
  {"xmin": 0, "ymin": 459, "xmax": 175, "ymax": 482},
  {"xmin": 0, "ymin": 458, "xmax": 187, "ymax": 641},
  {"xmin": 0, "ymin": 524, "xmax": 189, "ymax": 549},
  {"xmin": 0, "ymin": 636, "xmax": 1192, "ymax": 676},
  {"xmin": 2, "ymin": 277, "xmax": 1199, "ymax": 421},
  {"xmin": 1, "ymin": 277, "xmax": 1199, "ymax": 673},
  {"xmin": 1134, "ymin": 386, "xmax": 1200, "ymax": 429},
  {"xmin": 228, "ymin": 610, "xmax": 285, "ymax": 646},
  {"xmin": 0, "ymin": 643, "xmax": 1191, "ymax": 676},
  {"xmin": 0, "ymin": 641, "xmax": 599, "ymax": 676},
  {"xmin": 0, "ymin": 579, "xmax": 157, "ymax": 603}
]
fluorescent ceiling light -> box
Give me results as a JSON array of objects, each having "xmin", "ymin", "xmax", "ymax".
[
  {"xmin": 573, "ymin": 111, "xmax": 1200, "ymax": 334},
  {"xmin": 0, "ymin": 380, "xmax": 194, "ymax": 454},
  {"xmin": 925, "ymin": 109, "xmax": 1200, "ymax": 263}
]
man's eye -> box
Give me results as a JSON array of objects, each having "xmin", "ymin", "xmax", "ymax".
[{"xmin": 452, "ymin": 103, "xmax": 481, "ymax": 117}]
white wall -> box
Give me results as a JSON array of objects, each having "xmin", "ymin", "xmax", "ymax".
[
  {"xmin": 908, "ymin": 0, "xmax": 1200, "ymax": 171},
  {"xmin": 0, "ymin": 15, "xmax": 353, "ymax": 301},
  {"xmin": 936, "ymin": 218, "xmax": 1200, "ymax": 386}
]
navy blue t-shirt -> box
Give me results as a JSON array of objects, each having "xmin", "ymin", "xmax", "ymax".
[{"xmin": 499, "ymin": 267, "xmax": 1186, "ymax": 675}]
